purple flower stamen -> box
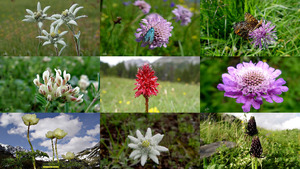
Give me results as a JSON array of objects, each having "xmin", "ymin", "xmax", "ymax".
[{"xmin": 249, "ymin": 20, "xmax": 277, "ymax": 49}]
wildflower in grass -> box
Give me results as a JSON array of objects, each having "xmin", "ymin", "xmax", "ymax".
[
  {"xmin": 250, "ymin": 136, "xmax": 263, "ymax": 168},
  {"xmin": 128, "ymin": 128, "xmax": 168, "ymax": 166},
  {"xmin": 217, "ymin": 61, "xmax": 288, "ymax": 112},
  {"xmin": 36, "ymin": 26, "xmax": 68, "ymax": 56},
  {"xmin": 170, "ymin": 2, "xmax": 175, "ymax": 7},
  {"xmin": 127, "ymin": 101, "xmax": 131, "ymax": 105},
  {"xmin": 62, "ymin": 152, "xmax": 75, "ymax": 160},
  {"xmin": 33, "ymin": 68, "xmax": 84, "ymax": 108},
  {"xmin": 119, "ymin": 101, "xmax": 122, "ymax": 104},
  {"xmin": 183, "ymin": 92, "xmax": 187, "ymax": 95},
  {"xmin": 134, "ymin": 63, "xmax": 159, "ymax": 113},
  {"xmin": 123, "ymin": 1, "xmax": 131, "ymax": 6},
  {"xmin": 22, "ymin": 2, "xmax": 53, "ymax": 30},
  {"xmin": 249, "ymin": 20, "xmax": 277, "ymax": 49},
  {"xmin": 53, "ymin": 128, "xmax": 68, "ymax": 163},
  {"xmin": 246, "ymin": 116, "xmax": 258, "ymax": 136},
  {"xmin": 78, "ymin": 75, "xmax": 90, "ymax": 91},
  {"xmin": 172, "ymin": 5, "xmax": 193, "ymax": 26},
  {"xmin": 135, "ymin": 13, "xmax": 173, "ymax": 49},
  {"xmin": 133, "ymin": 0, "xmax": 151, "ymax": 14},
  {"xmin": 22, "ymin": 114, "xmax": 39, "ymax": 169},
  {"xmin": 51, "ymin": 3, "xmax": 87, "ymax": 56},
  {"xmin": 46, "ymin": 131, "xmax": 55, "ymax": 161},
  {"xmin": 149, "ymin": 107, "xmax": 160, "ymax": 113}
]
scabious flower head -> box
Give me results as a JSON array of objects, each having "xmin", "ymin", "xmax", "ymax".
[
  {"xmin": 22, "ymin": 2, "xmax": 53, "ymax": 29},
  {"xmin": 128, "ymin": 128, "xmax": 168, "ymax": 166},
  {"xmin": 62, "ymin": 152, "xmax": 75, "ymax": 160},
  {"xmin": 250, "ymin": 136, "xmax": 263, "ymax": 158},
  {"xmin": 133, "ymin": 0, "xmax": 151, "ymax": 14},
  {"xmin": 134, "ymin": 63, "xmax": 159, "ymax": 98},
  {"xmin": 37, "ymin": 26, "xmax": 68, "ymax": 48},
  {"xmin": 33, "ymin": 68, "xmax": 84, "ymax": 103},
  {"xmin": 246, "ymin": 116, "xmax": 258, "ymax": 136},
  {"xmin": 135, "ymin": 13, "xmax": 173, "ymax": 49},
  {"xmin": 53, "ymin": 128, "xmax": 68, "ymax": 139},
  {"xmin": 172, "ymin": 5, "xmax": 193, "ymax": 26},
  {"xmin": 249, "ymin": 20, "xmax": 277, "ymax": 49},
  {"xmin": 51, "ymin": 3, "xmax": 87, "ymax": 28},
  {"xmin": 22, "ymin": 114, "xmax": 39, "ymax": 126},
  {"xmin": 217, "ymin": 61, "xmax": 288, "ymax": 112}
]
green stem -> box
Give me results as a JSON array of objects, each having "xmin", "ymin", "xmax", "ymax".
[
  {"xmin": 67, "ymin": 24, "xmax": 80, "ymax": 56},
  {"xmin": 55, "ymin": 46, "xmax": 59, "ymax": 56},
  {"xmin": 252, "ymin": 158, "xmax": 254, "ymax": 169},
  {"xmin": 27, "ymin": 124, "xmax": 36, "ymax": 169},
  {"xmin": 85, "ymin": 96, "xmax": 99, "ymax": 113},
  {"xmin": 45, "ymin": 101, "xmax": 50, "ymax": 112},
  {"xmin": 255, "ymin": 158, "xmax": 258, "ymax": 169},
  {"xmin": 51, "ymin": 139, "xmax": 55, "ymax": 162},
  {"xmin": 65, "ymin": 102, "xmax": 69, "ymax": 113},
  {"xmin": 55, "ymin": 138, "xmax": 59, "ymax": 164}
]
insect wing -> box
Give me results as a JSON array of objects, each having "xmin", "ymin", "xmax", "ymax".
[
  {"xmin": 143, "ymin": 27, "xmax": 155, "ymax": 44},
  {"xmin": 244, "ymin": 12, "xmax": 258, "ymax": 29}
]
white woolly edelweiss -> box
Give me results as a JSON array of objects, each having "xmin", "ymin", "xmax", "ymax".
[
  {"xmin": 33, "ymin": 69, "xmax": 83, "ymax": 103},
  {"xmin": 128, "ymin": 128, "xmax": 168, "ymax": 166},
  {"xmin": 22, "ymin": 2, "xmax": 54, "ymax": 29}
]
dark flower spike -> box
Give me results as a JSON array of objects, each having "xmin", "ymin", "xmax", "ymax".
[
  {"xmin": 250, "ymin": 136, "xmax": 263, "ymax": 158},
  {"xmin": 246, "ymin": 116, "xmax": 258, "ymax": 136}
]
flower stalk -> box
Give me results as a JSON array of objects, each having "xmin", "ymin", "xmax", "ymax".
[
  {"xmin": 27, "ymin": 124, "xmax": 36, "ymax": 169},
  {"xmin": 54, "ymin": 138, "xmax": 59, "ymax": 163}
]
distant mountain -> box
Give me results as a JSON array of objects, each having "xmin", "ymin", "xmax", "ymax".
[
  {"xmin": 76, "ymin": 142, "xmax": 99, "ymax": 166},
  {"xmin": 0, "ymin": 143, "xmax": 29, "ymax": 157},
  {"xmin": 153, "ymin": 57, "xmax": 200, "ymax": 66},
  {"xmin": 124, "ymin": 59, "xmax": 150, "ymax": 70}
]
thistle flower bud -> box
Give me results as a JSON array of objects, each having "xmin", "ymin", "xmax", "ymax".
[
  {"xmin": 250, "ymin": 136, "xmax": 263, "ymax": 158},
  {"xmin": 246, "ymin": 116, "xmax": 258, "ymax": 136}
]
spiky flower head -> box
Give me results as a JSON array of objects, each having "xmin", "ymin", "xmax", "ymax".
[
  {"xmin": 250, "ymin": 136, "xmax": 263, "ymax": 158},
  {"xmin": 134, "ymin": 63, "xmax": 159, "ymax": 98},
  {"xmin": 246, "ymin": 116, "xmax": 258, "ymax": 136},
  {"xmin": 135, "ymin": 13, "xmax": 173, "ymax": 49},
  {"xmin": 33, "ymin": 68, "xmax": 84, "ymax": 103},
  {"xmin": 172, "ymin": 5, "xmax": 193, "ymax": 26},
  {"xmin": 217, "ymin": 61, "xmax": 288, "ymax": 112},
  {"xmin": 128, "ymin": 128, "xmax": 169, "ymax": 166},
  {"xmin": 133, "ymin": 0, "xmax": 151, "ymax": 14},
  {"xmin": 249, "ymin": 20, "xmax": 277, "ymax": 49}
]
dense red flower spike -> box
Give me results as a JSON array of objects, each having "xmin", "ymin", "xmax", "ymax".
[{"xmin": 134, "ymin": 63, "xmax": 159, "ymax": 98}]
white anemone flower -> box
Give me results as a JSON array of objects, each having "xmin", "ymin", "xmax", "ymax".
[
  {"xmin": 37, "ymin": 26, "xmax": 68, "ymax": 48},
  {"xmin": 51, "ymin": 3, "xmax": 87, "ymax": 27},
  {"xmin": 128, "ymin": 128, "xmax": 169, "ymax": 166},
  {"xmin": 22, "ymin": 2, "xmax": 53, "ymax": 29}
]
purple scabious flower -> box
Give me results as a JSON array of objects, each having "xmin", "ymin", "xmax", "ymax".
[
  {"xmin": 135, "ymin": 13, "xmax": 173, "ymax": 49},
  {"xmin": 249, "ymin": 20, "xmax": 277, "ymax": 49},
  {"xmin": 172, "ymin": 5, "xmax": 193, "ymax": 26},
  {"xmin": 170, "ymin": 2, "xmax": 175, "ymax": 7},
  {"xmin": 133, "ymin": 0, "xmax": 151, "ymax": 14},
  {"xmin": 217, "ymin": 61, "xmax": 288, "ymax": 112},
  {"xmin": 123, "ymin": 1, "xmax": 131, "ymax": 6}
]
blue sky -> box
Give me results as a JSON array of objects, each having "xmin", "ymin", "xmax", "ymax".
[
  {"xmin": 0, "ymin": 113, "xmax": 99, "ymax": 159},
  {"xmin": 227, "ymin": 113, "xmax": 300, "ymax": 130}
]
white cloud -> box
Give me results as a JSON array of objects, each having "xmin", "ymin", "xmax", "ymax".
[
  {"xmin": 100, "ymin": 57, "xmax": 161, "ymax": 66},
  {"xmin": 0, "ymin": 113, "xmax": 27, "ymax": 137},
  {"xmin": 86, "ymin": 124, "xmax": 100, "ymax": 136},
  {"xmin": 228, "ymin": 113, "xmax": 300, "ymax": 130}
]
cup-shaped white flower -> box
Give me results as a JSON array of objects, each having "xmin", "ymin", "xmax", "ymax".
[
  {"xmin": 128, "ymin": 128, "xmax": 168, "ymax": 166},
  {"xmin": 33, "ymin": 68, "xmax": 84, "ymax": 106},
  {"xmin": 54, "ymin": 128, "xmax": 68, "ymax": 139},
  {"xmin": 22, "ymin": 114, "xmax": 39, "ymax": 126},
  {"xmin": 22, "ymin": 2, "xmax": 53, "ymax": 29},
  {"xmin": 51, "ymin": 4, "xmax": 87, "ymax": 27},
  {"xmin": 62, "ymin": 152, "xmax": 75, "ymax": 160}
]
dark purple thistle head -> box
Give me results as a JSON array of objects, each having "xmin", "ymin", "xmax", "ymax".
[
  {"xmin": 246, "ymin": 116, "xmax": 258, "ymax": 136},
  {"xmin": 250, "ymin": 136, "xmax": 263, "ymax": 158}
]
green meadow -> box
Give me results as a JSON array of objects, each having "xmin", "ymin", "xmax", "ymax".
[
  {"xmin": 200, "ymin": 0, "xmax": 300, "ymax": 56},
  {"xmin": 0, "ymin": 0, "xmax": 100, "ymax": 56},
  {"xmin": 100, "ymin": 76, "xmax": 200, "ymax": 113},
  {"xmin": 100, "ymin": 0, "xmax": 200, "ymax": 56}
]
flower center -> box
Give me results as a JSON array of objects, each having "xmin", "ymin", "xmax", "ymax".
[
  {"xmin": 141, "ymin": 140, "xmax": 150, "ymax": 148},
  {"xmin": 62, "ymin": 10, "xmax": 69, "ymax": 17},
  {"xmin": 242, "ymin": 71, "xmax": 265, "ymax": 87}
]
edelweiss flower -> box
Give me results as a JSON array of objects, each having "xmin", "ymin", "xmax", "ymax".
[
  {"xmin": 33, "ymin": 68, "xmax": 84, "ymax": 103},
  {"xmin": 133, "ymin": 0, "xmax": 151, "ymax": 14},
  {"xmin": 172, "ymin": 5, "xmax": 193, "ymax": 26},
  {"xmin": 22, "ymin": 2, "xmax": 53, "ymax": 29},
  {"xmin": 249, "ymin": 20, "xmax": 277, "ymax": 49},
  {"xmin": 51, "ymin": 3, "xmax": 87, "ymax": 27},
  {"xmin": 217, "ymin": 61, "xmax": 288, "ymax": 112},
  {"xmin": 135, "ymin": 13, "xmax": 173, "ymax": 49},
  {"xmin": 128, "ymin": 128, "xmax": 168, "ymax": 166},
  {"xmin": 37, "ymin": 26, "xmax": 68, "ymax": 48}
]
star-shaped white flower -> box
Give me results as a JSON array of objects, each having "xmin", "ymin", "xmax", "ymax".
[
  {"xmin": 36, "ymin": 26, "xmax": 68, "ymax": 48},
  {"xmin": 51, "ymin": 3, "xmax": 87, "ymax": 28},
  {"xmin": 128, "ymin": 128, "xmax": 168, "ymax": 166},
  {"xmin": 22, "ymin": 2, "xmax": 53, "ymax": 29}
]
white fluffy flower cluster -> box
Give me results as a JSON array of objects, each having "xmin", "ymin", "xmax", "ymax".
[
  {"xmin": 33, "ymin": 68, "xmax": 83, "ymax": 103},
  {"xmin": 128, "ymin": 128, "xmax": 168, "ymax": 166}
]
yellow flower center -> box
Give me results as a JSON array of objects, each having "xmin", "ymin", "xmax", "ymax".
[
  {"xmin": 62, "ymin": 10, "xmax": 68, "ymax": 16},
  {"xmin": 50, "ymin": 32, "xmax": 57, "ymax": 38},
  {"xmin": 141, "ymin": 140, "xmax": 150, "ymax": 148}
]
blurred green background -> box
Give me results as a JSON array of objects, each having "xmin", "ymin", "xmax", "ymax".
[
  {"xmin": 200, "ymin": 57, "xmax": 300, "ymax": 112},
  {"xmin": 0, "ymin": 56, "xmax": 100, "ymax": 112},
  {"xmin": 0, "ymin": 0, "xmax": 100, "ymax": 56},
  {"xmin": 100, "ymin": 0, "xmax": 200, "ymax": 56},
  {"xmin": 200, "ymin": 0, "xmax": 300, "ymax": 56}
]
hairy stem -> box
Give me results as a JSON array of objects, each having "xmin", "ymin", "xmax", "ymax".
[
  {"xmin": 27, "ymin": 124, "xmax": 36, "ymax": 169},
  {"xmin": 51, "ymin": 139, "xmax": 55, "ymax": 162},
  {"xmin": 55, "ymin": 138, "xmax": 59, "ymax": 163},
  {"xmin": 45, "ymin": 101, "xmax": 50, "ymax": 112},
  {"xmin": 67, "ymin": 24, "xmax": 80, "ymax": 56}
]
